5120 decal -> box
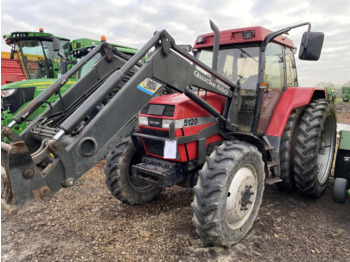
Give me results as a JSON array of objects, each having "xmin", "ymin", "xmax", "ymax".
[{"xmin": 184, "ymin": 118, "xmax": 198, "ymax": 127}]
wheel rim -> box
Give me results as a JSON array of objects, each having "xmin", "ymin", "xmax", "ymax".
[
  {"xmin": 318, "ymin": 114, "xmax": 336, "ymax": 185},
  {"xmin": 226, "ymin": 166, "xmax": 257, "ymax": 230}
]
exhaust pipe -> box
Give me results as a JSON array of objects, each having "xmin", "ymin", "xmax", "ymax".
[{"xmin": 209, "ymin": 19, "xmax": 220, "ymax": 72}]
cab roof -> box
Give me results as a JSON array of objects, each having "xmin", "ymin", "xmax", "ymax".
[
  {"xmin": 194, "ymin": 26, "xmax": 294, "ymax": 49},
  {"xmin": 3, "ymin": 31, "xmax": 70, "ymax": 45}
]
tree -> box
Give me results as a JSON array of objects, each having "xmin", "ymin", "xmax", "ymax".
[
  {"xmin": 315, "ymin": 81, "xmax": 335, "ymax": 88},
  {"xmin": 343, "ymin": 80, "xmax": 350, "ymax": 87}
]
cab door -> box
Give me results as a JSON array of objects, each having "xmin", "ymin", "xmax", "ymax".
[{"xmin": 256, "ymin": 42, "xmax": 285, "ymax": 134}]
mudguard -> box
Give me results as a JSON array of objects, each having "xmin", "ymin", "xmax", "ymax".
[{"xmin": 266, "ymin": 87, "xmax": 326, "ymax": 137}]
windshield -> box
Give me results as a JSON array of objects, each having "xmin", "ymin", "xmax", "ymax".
[
  {"xmin": 197, "ymin": 45, "xmax": 259, "ymax": 89},
  {"xmin": 15, "ymin": 39, "xmax": 70, "ymax": 79},
  {"xmin": 197, "ymin": 45, "xmax": 260, "ymax": 132},
  {"xmin": 76, "ymin": 51, "xmax": 138, "ymax": 79},
  {"xmin": 76, "ymin": 53, "xmax": 102, "ymax": 79}
]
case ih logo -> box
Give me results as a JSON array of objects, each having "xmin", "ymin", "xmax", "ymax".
[{"xmin": 194, "ymin": 70, "xmax": 228, "ymax": 95}]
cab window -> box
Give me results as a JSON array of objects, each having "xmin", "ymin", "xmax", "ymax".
[
  {"xmin": 264, "ymin": 43, "xmax": 284, "ymax": 88},
  {"xmin": 285, "ymin": 47, "xmax": 297, "ymax": 86}
]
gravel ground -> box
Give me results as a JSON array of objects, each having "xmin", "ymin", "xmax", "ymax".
[
  {"xmin": 1, "ymin": 102, "xmax": 350, "ymax": 262},
  {"xmin": 336, "ymin": 102, "xmax": 350, "ymax": 124}
]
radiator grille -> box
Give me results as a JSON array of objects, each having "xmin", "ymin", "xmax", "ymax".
[{"xmin": 140, "ymin": 127, "xmax": 169, "ymax": 156}]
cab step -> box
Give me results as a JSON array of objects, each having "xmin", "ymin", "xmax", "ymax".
[{"xmin": 265, "ymin": 177, "xmax": 283, "ymax": 185}]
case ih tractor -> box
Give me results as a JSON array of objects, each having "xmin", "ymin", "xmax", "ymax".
[{"xmin": 1, "ymin": 21, "xmax": 336, "ymax": 247}]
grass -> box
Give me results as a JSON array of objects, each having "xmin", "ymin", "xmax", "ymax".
[{"xmin": 334, "ymin": 98, "xmax": 349, "ymax": 103}]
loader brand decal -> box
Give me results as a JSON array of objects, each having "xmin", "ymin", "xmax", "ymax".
[
  {"xmin": 139, "ymin": 115, "xmax": 216, "ymax": 129},
  {"xmin": 194, "ymin": 70, "xmax": 229, "ymax": 95},
  {"xmin": 137, "ymin": 78, "xmax": 162, "ymax": 96}
]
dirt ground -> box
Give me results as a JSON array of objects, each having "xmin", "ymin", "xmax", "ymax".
[
  {"xmin": 336, "ymin": 102, "xmax": 350, "ymax": 124},
  {"xmin": 2, "ymin": 102, "xmax": 350, "ymax": 262}
]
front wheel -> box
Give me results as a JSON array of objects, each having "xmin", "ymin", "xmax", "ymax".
[
  {"xmin": 192, "ymin": 140, "xmax": 265, "ymax": 247},
  {"xmin": 104, "ymin": 137, "xmax": 161, "ymax": 205}
]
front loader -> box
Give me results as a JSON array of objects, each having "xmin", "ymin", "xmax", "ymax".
[{"xmin": 1, "ymin": 21, "xmax": 336, "ymax": 247}]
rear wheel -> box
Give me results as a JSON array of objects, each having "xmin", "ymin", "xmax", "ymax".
[
  {"xmin": 294, "ymin": 99, "xmax": 336, "ymax": 197},
  {"xmin": 192, "ymin": 140, "xmax": 265, "ymax": 247},
  {"xmin": 333, "ymin": 178, "xmax": 348, "ymax": 204},
  {"xmin": 278, "ymin": 110, "xmax": 300, "ymax": 191},
  {"xmin": 105, "ymin": 137, "xmax": 161, "ymax": 205}
]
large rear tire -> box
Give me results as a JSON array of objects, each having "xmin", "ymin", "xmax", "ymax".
[
  {"xmin": 105, "ymin": 137, "xmax": 161, "ymax": 205},
  {"xmin": 294, "ymin": 99, "xmax": 336, "ymax": 197},
  {"xmin": 192, "ymin": 140, "xmax": 265, "ymax": 247},
  {"xmin": 278, "ymin": 110, "xmax": 300, "ymax": 191}
]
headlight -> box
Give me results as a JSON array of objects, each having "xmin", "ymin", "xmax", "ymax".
[
  {"xmin": 1, "ymin": 89, "xmax": 16, "ymax": 97},
  {"xmin": 138, "ymin": 116, "xmax": 149, "ymax": 126}
]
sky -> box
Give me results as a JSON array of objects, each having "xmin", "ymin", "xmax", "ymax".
[{"xmin": 1, "ymin": 0, "xmax": 350, "ymax": 87}]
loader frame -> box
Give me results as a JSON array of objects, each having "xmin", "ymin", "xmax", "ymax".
[{"xmin": 2, "ymin": 30, "xmax": 240, "ymax": 206}]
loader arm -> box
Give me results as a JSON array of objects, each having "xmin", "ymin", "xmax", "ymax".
[{"xmin": 2, "ymin": 30, "xmax": 238, "ymax": 207}]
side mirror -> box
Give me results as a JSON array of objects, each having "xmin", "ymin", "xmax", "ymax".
[
  {"xmin": 299, "ymin": 31, "xmax": 324, "ymax": 61},
  {"xmin": 10, "ymin": 47, "xmax": 15, "ymax": 59},
  {"xmin": 53, "ymin": 37, "xmax": 60, "ymax": 52}
]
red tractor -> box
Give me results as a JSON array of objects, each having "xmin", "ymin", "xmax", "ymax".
[{"xmin": 2, "ymin": 21, "xmax": 336, "ymax": 247}]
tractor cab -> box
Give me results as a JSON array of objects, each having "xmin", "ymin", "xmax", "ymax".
[
  {"xmin": 70, "ymin": 38, "xmax": 140, "ymax": 79},
  {"xmin": 3, "ymin": 29, "xmax": 71, "ymax": 80},
  {"xmin": 193, "ymin": 26, "xmax": 297, "ymax": 133}
]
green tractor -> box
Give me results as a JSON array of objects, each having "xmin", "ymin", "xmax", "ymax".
[
  {"xmin": 341, "ymin": 86, "xmax": 350, "ymax": 102},
  {"xmin": 69, "ymin": 38, "xmax": 140, "ymax": 78},
  {"xmin": 326, "ymin": 87, "xmax": 336, "ymax": 103},
  {"xmin": 333, "ymin": 130, "xmax": 350, "ymax": 204},
  {"xmin": 2, "ymin": 29, "xmax": 72, "ymax": 81},
  {"xmin": 1, "ymin": 30, "xmax": 139, "ymax": 134}
]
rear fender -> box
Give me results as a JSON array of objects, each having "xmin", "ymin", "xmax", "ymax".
[{"xmin": 266, "ymin": 87, "xmax": 326, "ymax": 137}]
